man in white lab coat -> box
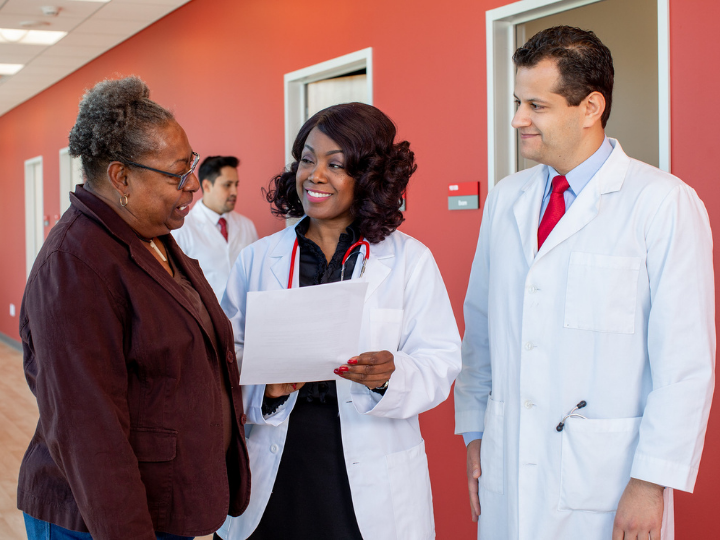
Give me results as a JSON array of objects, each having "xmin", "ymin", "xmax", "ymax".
[
  {"xmin": 173, "ymin": 155, "xmax": 258, "ymax": 300},
  {"xmin": 454, "ymin": 26, "xmax": 715, "ymax": 540}
]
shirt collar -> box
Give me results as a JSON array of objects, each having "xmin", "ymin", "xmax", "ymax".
[
  {"xmin": 544, "ymin": 136, "xmax": 613, "ymax": 198},
  {"xmin": 197, "ymin": 198, "xmax": 228, "ymax": 223}
]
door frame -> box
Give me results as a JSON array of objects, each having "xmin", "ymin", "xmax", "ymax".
[
  {"xmin": 486, "ymin": 0, "xmax": 670, "ymax": 189},
  {"xmin": 24, "ymin": 156, "xmax": 43, "ymax": 277},
  {"xmin": 284, "ymin": 48, "xmax": 373, "ymax": 164},
  {"xmin": 59, "ymin": 146, "xmax": 83, "ymax": 216}
]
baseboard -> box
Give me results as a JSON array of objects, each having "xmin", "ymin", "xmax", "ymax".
[{"xmin": 0, "ymin": 332, "xmax": 22, "ymax": 351}]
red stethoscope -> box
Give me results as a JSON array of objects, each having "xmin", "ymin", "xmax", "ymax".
[{"xmin": 287, "ymin": 237, "xmax": 370, "ymax": 288}]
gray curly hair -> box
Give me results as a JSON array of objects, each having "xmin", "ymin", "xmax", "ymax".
[{"xmin": 68, "ymin": 76, "xmax": 175, "ymax": 184}]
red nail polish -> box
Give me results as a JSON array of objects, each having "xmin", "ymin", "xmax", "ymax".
[
  {"xmin": 347, "ymin": 358, "xmax": 358, "ymax": 365},
  {"xmin": 291, "ymin": 384, "xmax": 297, "ymax": 390},
  {"xmin": 333, "ymin": 369, "xmax": 340, "ymax": 374},
  {"xmin": 339, "ymin": 366, "xmax": 349, "ymax": 372}
]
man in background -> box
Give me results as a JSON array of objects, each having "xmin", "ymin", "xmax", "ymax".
[
  {"xmin": 454, "ymin": 26, "xmax": 715, "ymax": 540},
  {"xmin": 173, "ymin": 155, "xmax": 258, "ymax": 300}
]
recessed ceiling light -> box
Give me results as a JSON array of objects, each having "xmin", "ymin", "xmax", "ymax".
[
  {"xmin": 0, "ymin": 64, "xmax": 24, "ymax": 75},
  {"xmin": 0, "ymin": 28, "xmax": 67, "ymax": 45}
]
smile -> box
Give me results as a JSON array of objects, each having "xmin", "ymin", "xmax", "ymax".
[{"xmin": 306, "ymin": 189, "xmax": 332, "ymax": 201}]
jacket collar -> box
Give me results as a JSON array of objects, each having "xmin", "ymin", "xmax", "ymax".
[
  {"xmin": 268, "ymin": 218, "xmax": 393, "ymax": 301},
  {"xmin": 70, "ymin": 185, "xmax": 229, "ymax": 355},
  {"xmin": 513, "ymin": 138, "xmax": 630, "ymax": 266}
]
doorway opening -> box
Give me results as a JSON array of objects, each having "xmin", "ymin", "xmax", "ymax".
[
  {"xmin": 486, "ymin": 0, "xmax": 669, "ymax": 188},
  {"xmin": 284, "ymin": 48, "xmax": 372, "ymax": 164},
  {"xmin": 59, "ymin": 147, "xmax": 83, "ymax": 217},
  {"xmin": 24, "ymin": 156, "xmax": 44, "ymax": 278}
]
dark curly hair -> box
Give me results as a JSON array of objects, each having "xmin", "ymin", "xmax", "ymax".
[
  {"xmin": 68, "ymin": 76, "xmax": 175, "ymax": 184},
  {"xmin": 265, "ymin": 102, "xmax": 416, "ymax": 244},
  {"xmin": 513, "ymin": 26, "xmax": 614, "ymax": 128}
]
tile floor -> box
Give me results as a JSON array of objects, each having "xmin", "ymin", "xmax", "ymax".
[{"xmin": 0, "ymin": 341, "xmax": 213, "ymax": 540}]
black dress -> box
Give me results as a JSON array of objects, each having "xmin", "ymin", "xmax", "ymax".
[{"xmin": 247, "ymin": 218, "xmax": 366, "ymax": 540}]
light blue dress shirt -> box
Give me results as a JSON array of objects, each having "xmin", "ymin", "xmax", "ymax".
[{"xmin": 462, "ymin": 137, "xmax": 613, "ymax": 447}]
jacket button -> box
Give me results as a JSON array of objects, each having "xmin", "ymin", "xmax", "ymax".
[
  {"xmin": 526, "ymin": 285, "xmax": 537, "ymax": 294},
  {"xmin": 226, "ymin": 351, "xmax": 235, "ymax": 363},
  {"xmin": 524, "ymin": 342, "xmax": 535, "ymax": 351},
  {"xmin": 524, "ymin": 400, "xmax": 534, "ymax": 409},
  {"xmin": 270, "ymin": 444, "xmax": 279, "ymax": 454},
  {"xmin": 240, "ymin": 414, "xmax": 247, "ymax": 425}
]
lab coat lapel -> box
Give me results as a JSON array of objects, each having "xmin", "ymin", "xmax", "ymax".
[
  {"xmin": 513, "ymin": 167, "xmax": 546, "ymax": 267},
  {"xmin": 535, "ymin": 139, "xmax": 629, "ymax": 261},
  {"xmin": 360, "ymin": 241, "xmax": 392, "ymax": 301},
  {"xmin": 269, "ymin": 226, "xmax": 298, "ymax": 289}
]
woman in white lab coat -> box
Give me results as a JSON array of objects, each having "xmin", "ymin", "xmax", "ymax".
[{"xmin": 218, "ymin": 103, "xmax": 461, "ymax": 540}]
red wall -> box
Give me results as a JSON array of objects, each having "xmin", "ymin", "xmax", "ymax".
[{"xmin": 0, "ymin": 0, "xmax": 717, "ymax": 537}]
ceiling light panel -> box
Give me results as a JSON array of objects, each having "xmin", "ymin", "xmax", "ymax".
[
  {"xmin": 0, "ymin": 29, "xmax": 67, "ymax": 45},
  {"xmin": 0, "ymin": 63, "xmax": 24, "ymax": 75}
]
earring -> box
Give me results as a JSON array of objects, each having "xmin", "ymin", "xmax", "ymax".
[{"xmin": 120, "ymin": 194, "xmax": 129, "ymax": 207}]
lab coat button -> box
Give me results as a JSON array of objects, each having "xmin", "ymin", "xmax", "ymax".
[
  {"xmin": 524, "ymin": 400, "xmax": 534, "ymax": 409},
  {"xmin": 526, "ymin": 285, "xmax": 537, "ymax": 294},
  {"xmin": 270, "ymin": 444, "xmax": 279, "ymax": 454},
  {"xmin": 524, "ymin": 342, "xmax": 535, "ymax": 351}
]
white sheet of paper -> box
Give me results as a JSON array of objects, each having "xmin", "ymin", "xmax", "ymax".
[{"xmin": 239, "ymin": 280, "xmax": 368, "ymax": 385}]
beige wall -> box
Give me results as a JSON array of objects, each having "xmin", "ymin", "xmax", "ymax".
[{"xmin": 518, "ymin": 0, "xmax": 659, "ymax": 169}]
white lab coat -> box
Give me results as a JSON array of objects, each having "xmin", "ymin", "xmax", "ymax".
[
  {"xmin": 454, "ymin": 140, "xmax": 715, "ymax": 540},
  {"xmin": 172, "ymin": 200, "xmax": 258, "ymax": 300},
  {"xmin": 218, "ymin": 224, "xmax": 461, "ymax": 540}
]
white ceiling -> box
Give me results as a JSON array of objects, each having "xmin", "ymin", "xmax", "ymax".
[{"xmin": 0, "ymin": 0, "xmax": 191, "ymax": 117}]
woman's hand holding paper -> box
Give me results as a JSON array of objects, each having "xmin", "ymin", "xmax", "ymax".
[{"xmin": 335, "ymin": 350, "xmax": 395, "ymax": 390}]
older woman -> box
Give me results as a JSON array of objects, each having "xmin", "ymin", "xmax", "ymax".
[
  {"xmin": 17, "ymin": 77, "xmax": 250, "ymax": 540},
  {"xmin": 218, "ymin": 103, "xmax": 461, "ymax": 540}
]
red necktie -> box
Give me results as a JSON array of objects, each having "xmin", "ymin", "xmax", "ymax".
[
  {"xmin": 537, "ymin": 175, "xmax": 570, "ymax": 249},
  {"xmin": 218, "ymin": 217, "xmax": 228, "ymax": 242}
]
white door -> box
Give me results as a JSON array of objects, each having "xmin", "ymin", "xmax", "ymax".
[
  {"xmin": 25, "ymin": 157, "xmax": 44, "ymax": 277},
  {"xmin": 306, "ymin": 73, "xmax": 368, "ymax": 119}
]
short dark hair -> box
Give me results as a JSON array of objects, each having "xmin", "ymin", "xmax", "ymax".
[
  {"xmin": 198, "ymin": 156, "xmax": 239, "ymax": 191},
  {"xmin": 513, "ymin": 25, "xmax": 614, "ymax": 128},
  {"xmin": 265, "ymin": 102, "xmax": 416, "ymax": 244},
  {"xmin": 68, "ymin": 76, "xmax": 175, "ymax": 184}
]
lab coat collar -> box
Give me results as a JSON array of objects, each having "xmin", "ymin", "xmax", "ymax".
[
  {"xmin": 267, "ymin": 218, "xmax": 392, "ymax": 300},
  {"xmin": 513, "ymin": 138, "xmax": 630, "ymax": 265}
]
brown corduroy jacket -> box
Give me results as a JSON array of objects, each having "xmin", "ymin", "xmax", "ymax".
[{"xmin": 17, "ymin": 185, "xmax": 250, "ymax": 539}]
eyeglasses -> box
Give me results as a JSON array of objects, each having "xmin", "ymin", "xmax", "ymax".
[{"xmin": 123, "ymin": 151, "xmax": 200, "ymax": 190}]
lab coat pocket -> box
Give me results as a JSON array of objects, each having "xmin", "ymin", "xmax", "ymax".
[
  {"xmin": 559, "ymin": 416, "xmax": 642, "ymax": 512},
  {"xmin": 564, "ymin": 252, "xmax": 641, "ymax": 334},
  {"xmin": 479, "ymin": 396, "xmax": 504, "ymax": 494},
  {"xmin": 386, "ymin": 440, "xmax": 434, "ymax": 539},
  {"xmin": 370, "ymin": 308, "xmax": 404, "ymax": 352}
]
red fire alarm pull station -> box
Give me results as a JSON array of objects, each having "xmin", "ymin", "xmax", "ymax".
[{"xmin": 448, "ymin": 182, "xmax": 480, "ymax": 210}]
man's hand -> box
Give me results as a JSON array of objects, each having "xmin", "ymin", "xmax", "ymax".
[
  {"xmin": 466, "ymin": 438, "xmax": 482, "ymax": 522},
  {"xmin": 612, "ymin": 478, "xmax": 664, "ymax": 540},
  {"xmin": 264, "ymin": 383, "xmax": 305, "ymax": 398},
  {"xmin": 335, "ymin": 350, "xmax": 395, "ymax": 390}
]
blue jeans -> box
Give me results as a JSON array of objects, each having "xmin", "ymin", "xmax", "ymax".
[{"xmin": 24, "ymin": 513, "xmax": 195, "ymax": 540}]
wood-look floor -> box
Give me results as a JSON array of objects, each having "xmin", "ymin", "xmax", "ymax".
[
  {"xmin": 0, "ymin": 341, "xmax": 212, "ymax": 540},
  {"xmin": 0, "ymin": 341, "xmax": 37, "ymax": 539}
]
